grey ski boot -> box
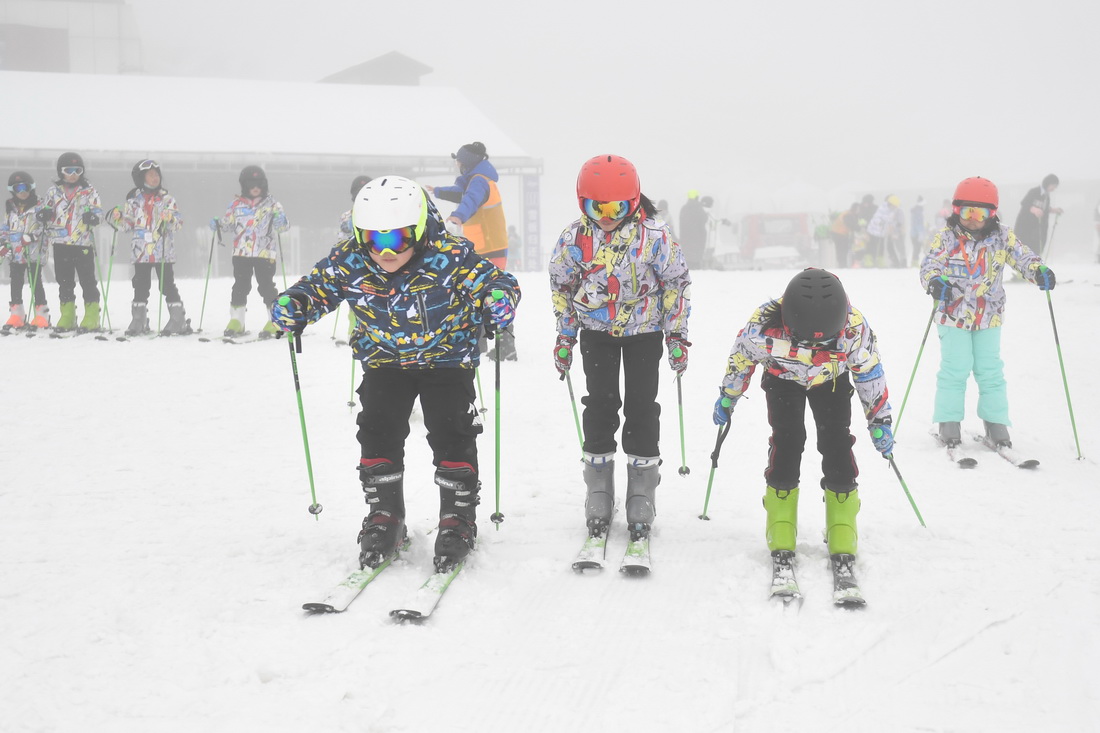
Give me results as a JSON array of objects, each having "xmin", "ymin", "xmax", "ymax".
[
  {"xmin": 125, "ymin": 302, "xmax": 149, "ymax": 336},
  {"xmin": 434, "ymin": 462, "xmax": 480, "ymax": 572},
  {"xmin": 938, "ymin": 421, "xmax": 962, "ymax": 447},
  {"xmin": 625, "ymin": 455, "xmax": 660, "ymax": 541},
  {"xmin": 358, "ymin": 459, "xmax": 406, "ymax": 569},
  {"xmin": 984, "ymin": 421, "xmax": 1012, "ymax": 448},
  {"xmin": 583, "ymin": 451, "xmax": 615, "ymax": 537},
  {"xmin": 161, "ymin": 301, "xmax": 193, "ymax": 336}
]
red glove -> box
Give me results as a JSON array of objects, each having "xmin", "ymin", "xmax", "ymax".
[{"xmin": 666, "ymin": 333, "xmax": 690, "ymax": 373}]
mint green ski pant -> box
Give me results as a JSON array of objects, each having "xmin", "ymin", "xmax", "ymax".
[{"xmin": 933, "ymin": 324, "xmax": 1010, "ymax": 425}]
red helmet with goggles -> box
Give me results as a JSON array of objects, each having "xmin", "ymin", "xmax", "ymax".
[{"xmin": 576, "ymin": 154, "xmax": 641, "ymax": 221}]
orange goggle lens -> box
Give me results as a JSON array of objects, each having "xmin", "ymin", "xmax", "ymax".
[
  {"xmin": 583, "ymin": 198, "xmax": 631, "ymax": 222},
  {"xmin": 956, "ymin": 205, "xmax": 994, "ymax": 222}
]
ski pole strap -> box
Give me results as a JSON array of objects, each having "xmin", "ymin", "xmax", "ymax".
[{"xmin": 711, "ymin": 421, "xmax": 731, "ymax": 465}]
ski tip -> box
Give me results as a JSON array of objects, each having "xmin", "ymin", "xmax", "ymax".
[
  {"xmin": 833, "ymin": 595, "xmax": 868, "ymax": 609},
  {"xmin": 619, "ymin": 565, "xmax": 651, "ymax": 577},
  {"xmin": 958, "ymin": 458, "xmax": 978, "ymax": 468},
  {"xmin": 572, "ymin": 561, "xmax": 605, "ymax": 573},
  {"xmin": 1017, "ymin": 460, "xmax": 1040, "ymax": 469},
  {"xmin": 302, "ymin": 602, "xmax": 338, "ymax": 614}
]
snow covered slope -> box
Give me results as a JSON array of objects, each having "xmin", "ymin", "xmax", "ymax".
[{"xmin": 3, "ymin": 266, "xmax": 1097, "ymax": 732}]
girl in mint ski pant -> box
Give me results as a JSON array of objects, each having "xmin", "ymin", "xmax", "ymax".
[{"xmin": 920, "ymin": 177, "xmax": 1055, "ymax": 448}]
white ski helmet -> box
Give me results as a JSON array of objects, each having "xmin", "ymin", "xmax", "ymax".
[{"xmin": 351, "ymin": 176, "xmax": 429, "ymax": 244}]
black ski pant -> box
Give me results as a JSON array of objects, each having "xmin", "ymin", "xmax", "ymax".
[
  {"xmin": 9, "ymin": 262, "xmax": 47, "ymax": 306},
  {"xmin": 579, "ymin": 329, "xmax": 663, "ymax": 458},
  {"xmin": 53, "ymin": 244, "xmax": 99, "ymax": 304},
  {"xmin": 762, "ymin": 371, "xmax": 858, "ymax": 493},
  {"xmin": 230, "ymin": 256, "xmax": 278, "ymax": 308},
  {"xmin": 132, "ymin": 262, "xmax": 181, "ymax": 303},
  {"xmin": 356, "ymin": 366, "xmax": 482, "ymax": 471}
]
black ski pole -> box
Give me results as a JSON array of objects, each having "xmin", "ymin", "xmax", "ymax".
[{"xmin": 699, "ymin": 422, "xmax": 731, "ymax": 520}]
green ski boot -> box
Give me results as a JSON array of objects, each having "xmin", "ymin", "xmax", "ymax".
[
  {"xmin": 78, "ymin": 302, "xmax": 100, "ymax": 332},
  {"xmin": 258, "ymin": 319, "xmax": 279, "ymax": 340},
  {"xmin": 224, "ymin": 306, "xmax": 246, "ymax": 337},
  {"xmin": 824, "ymin": 487, "xmax": 860, "ymax": 556},
  {"xmin": 55, "ymin": 301, "xmax": 78, "ymax": 332},
  {"xmin": 763, "ymin": 486, "xmax": 799, "ymax": 552}
]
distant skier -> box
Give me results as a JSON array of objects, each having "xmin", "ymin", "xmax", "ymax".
[
  {"xmin": 107, "ymin": 160, "xmax": 191, "ymax": 336},
  {"xmin": 1013, "ymin": 174, "xmax": 1062, "ymax": 258},
  {"xmin": 713, "ymin": 268, "xmax": 891, "ymax": 604},
  {"xmin": 426, "ymin": 142, "xmax": 516, "ymax": 361},
  {"xmin": 38, "ymin": 152, "xmax": 103, "ymax": 332},
  {"xmin": 211, "ymin": 165, "xmax": 289, "ymax": 338},
  {"xmin": 549, "ymin": 154, "xmax": 691, "ymax": 562},
  {"xmin": 920, "ymin": 176, "xmax": 1055, "ymax": 450},
  {"xmin": 271, "ymin": 176, "xmax": 520, "ymax": 573},
  {"xmin": 339, "ymin": 175, "xmax": 373, "ymax": 238},
  {"xmin": 866, "ymin": 194, "xmax": 905, "ymax": 267},
  {"xmin": 828, "ymin": 203, "xmax": 859, "ymax": 268},
  {"xmin": 909, "ymin": 196, "xmax": 927, "ymax": 267},
  {"xmin": 3, "ymin": 171, "xmax": 50, "ymax": 331},
  {"xmin": 678, "ymin": 190, "xmax": 708, "ymax": 269}
]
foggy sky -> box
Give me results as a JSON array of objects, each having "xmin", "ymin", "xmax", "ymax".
[{"xmin": 129, "ymin": 0, "xmax": 1099, "ymax": 248}]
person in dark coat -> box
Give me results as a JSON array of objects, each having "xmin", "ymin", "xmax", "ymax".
[
  {"xmin": 678, "ymin": 191, "xmax": 708, "ymax": 269},
  {"xmin": 1013, "ymin": 174, "xmax": 1062, "ymax": 256}
]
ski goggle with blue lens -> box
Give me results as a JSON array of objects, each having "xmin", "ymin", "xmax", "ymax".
[
  {"xmin": 61, "ymin": 166, "xmax": 84, "ymax": 177},
  {"xmin": 355, "ymin": 225, "xmax": 417, "ymax": 255},
  {"xmin": 955, "ymin": 205, "xmax": 995, "ymax": 222},
  {"xmin": 7, "ymin": 182, "xmax": 33, "ymax": 194},
  {"xmin": 583, "ymin": 198, "xmax": 632, "ymax": 222}
]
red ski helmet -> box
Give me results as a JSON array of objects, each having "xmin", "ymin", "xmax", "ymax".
[
  {"xmin": 576, "ymin": 154, "xmax": 641, "ymax": 217},
  {"xmin": 952, "ymin": 177, "xmax": 998, "ymax": 208}
]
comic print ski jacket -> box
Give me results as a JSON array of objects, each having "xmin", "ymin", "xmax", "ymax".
[
  {"xmin": 215, "ymin": 194, "xmax": 289, "ymax": 260},
  {"xmin": 113, "ymin": 189, "xmax": 183, "ymax": 264},
  {"xmin": 3, "ymin": 200, "xmax": 47, "ymax": 264},
  {"xmin": 283, "ymin": 216, "xmax": 520, "ymax": 370},
  {"xmin": 720, "ymin": 299, "xmax": 892, "ymax": 425},
  {"xmin": 549, "ymin": 215, "xmax": 691, "ymax": 339},
  {"xmin": 919, "ymin": 224, "xmax": 1044, "ymax": 331},
  {"xmin": 41, "ymin": 182, "xmax": 102, "ymax": 249}
]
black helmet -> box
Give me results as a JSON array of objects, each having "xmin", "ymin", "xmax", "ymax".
[
  {"xmin": 56, "ymin": 151, "xmax": 85, "ymax": 179},
  {"xmin": 350, "ymin": 175, "xmax": 373, "ymax": 201},
  {"xmin": 7, "ymin": 170, "xmax": 35, "ymax": 192},
  {"xmin": 132, "ymin": 159, "xmax": 162, "ymax": 189},
  {"xmin": 781, "ymin": 268, "xmax": 849, "ymax": 343},
  {"xmin": 239, "ymin": 165, "xmax": 268, "ymax": 196}
]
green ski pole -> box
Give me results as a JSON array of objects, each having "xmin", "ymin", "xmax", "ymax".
[
  {"xmin": 331, "ymin": 302, "xmax": 342, "ymax": 340},
  {"xmin": 102, "ymin": 225, "xmax": 117, "ymax": 327},
  {"xmin": 279, "ymin": 296, "xmax": 322, "ymax": 519},
  {"xmin": 563, "ymin": 370, "xmax": 584, "ymax": 459},
  {"xmin": 1046, "ymin": 290, "xmax": 1083, "ymax": 459},
  {"xmin": 347, "ymin": 354, "xmax": 357, "ymax": 412},
  {"xmin": 676, "ymin": 374, "xmax": 690, "ymax": 476},
  {"xmin": 489, "ymin": 290, "xmax": 507, "ymax": 529},
  {"xmin": 885, "ymin": 454, "xmax": 926, "ymax": 527},
  {"xmin": 894, "ymin": 304, "xmax": 936, "ymax": 436},
  {"xmin": 699, "ymin": 421, "xmax": 731, "ymax": 520},
  {"xmin": 196, "ymin": 227, "xmax": 218, "ymax": 333},
  {"xmin": 277, "ymin": 231, "xmax": 289, "ymax": 290},
  {"xmin": 475, "ymin": 367, "xmax": 488, "ymax": 415}
]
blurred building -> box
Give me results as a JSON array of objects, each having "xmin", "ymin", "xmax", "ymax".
[{"xmin": 0, "ymin": 0, "xmax": 143, "ymax": 74}]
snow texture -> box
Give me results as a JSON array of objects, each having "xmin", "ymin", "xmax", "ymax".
[{"xmin": 2, "ymin": 266, "xmax": 1098, "ymax": 732}]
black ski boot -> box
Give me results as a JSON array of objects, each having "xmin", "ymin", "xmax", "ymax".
[
  {"xmin": 125, "ymin": 302, "xmax": 149, "ymax": 336},
  {"xmin": 984, "ymin": 421, "xmax": 1012, "ymax": 448},
  {"xmin": 357, "ymin": 459, "xmax": 406, "ymax": 569},
  {"xmin": 938, "ymin": 421, "xmax": 962, "ymax": 447},
  {"xmin": 433, "ymin": 462, "xmax": 480, "ymax": 572}
]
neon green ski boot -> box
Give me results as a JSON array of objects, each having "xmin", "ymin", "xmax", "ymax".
[
  {"xmin": 824, "ymin": 488, "xmax": 860, "ymax": 556},
  {"xmin": 763, "ymin": 486, "xmax": 799, "ymax": 552},
  {"xmin": 224, "ymin": 306, "xmax": 246, "ymax": 337},
  {"xmin": 78, "ymin": 302, "xmax": 101, "ymax": 332},
  {"xmin": 55, "ymin": 301, "xmax": 78, "ymax": 331}
]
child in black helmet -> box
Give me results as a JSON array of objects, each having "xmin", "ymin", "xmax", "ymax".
[
  {"xmin": 211, "ymin": 165, "xmax": 289, "ymax": 338},
  {"xmin": 712, "ymin": 268, "xmax": 893, "ymax": 605},
  {"xmin": 37, "ymin": 152, "xmax": 103, "ymax": 332},
  {"xmin": 3, "ymin": 171, "xmax": 50, "ymax": 331},
  {"xmin": 108, "ymin": 159, "xmax": 191, "ymax": 336}
]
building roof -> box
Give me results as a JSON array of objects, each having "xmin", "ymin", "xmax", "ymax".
[
  {"xmin": 321, "ymin": 51, "xmax": 433, "ymax": 86},
  {"xmin": 0, "ymin": 70, "xmax": 531, "ymax": 162}
]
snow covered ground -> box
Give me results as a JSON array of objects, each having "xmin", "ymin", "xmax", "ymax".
[{"xmin": 3, "ymin": 265, "xmax": 1098, "ymax": 733}]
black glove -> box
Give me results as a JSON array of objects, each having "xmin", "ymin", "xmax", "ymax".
[
  {"xmin": 82, "ymin": 211, "xmax": 100, "ymax": 226},
  {"xmin": 1035, "ymin": 266, "xmax": 1056, "ymax": 291},
  {"xmin": 928, "ymin": 276, "xmax": 956, "ymax": 301},
  {"xmin": 36, "ymin": 207, "xmax": 54, "ymax": 223}
]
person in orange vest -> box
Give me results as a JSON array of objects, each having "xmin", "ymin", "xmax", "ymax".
[{"xmin": 428, "ymin": 141, "xmax": 516, "ymax": 360}]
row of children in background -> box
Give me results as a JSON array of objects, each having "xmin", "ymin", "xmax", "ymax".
[{"xmin": 2, "ymin": 153, "xmax": 290, "ymax": 336}]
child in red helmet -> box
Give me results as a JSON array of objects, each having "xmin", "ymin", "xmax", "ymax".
[
  {"xmin": 549, "ymin": 154, "xmax": 691, "ymax": 571},
  {"xmin": 920, "ymin": 177, "xmax": 1055, "ymax": 452}
]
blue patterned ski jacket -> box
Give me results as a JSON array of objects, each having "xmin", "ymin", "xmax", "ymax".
[{"xmin": 282, "ymin": 213, "xmax": 519, "ymax": 370}]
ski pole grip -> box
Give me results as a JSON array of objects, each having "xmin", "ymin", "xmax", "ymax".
[
  {"xmin": 491, "ymin": 289, "xmax": 505, "ymax": 302},
  {"xmin": 279, "ymin": 295, "xmax": 291, "ymax": 306},
  {"xmin": 873, "ymin": 427, "xmax": 884, "ymax": 438},
  {"xmin": 558, "ymin": 347, "xmax": 570, "ymax": 358},
  {"xmin": 673, "ymin": 347, "xmax": 683, "ymax": 358},
  {"xmin": 721, "ymin": 397, "xmax": 732, "ymax": 408}
]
